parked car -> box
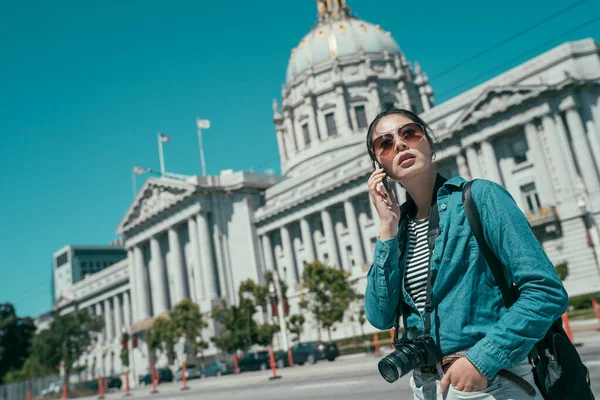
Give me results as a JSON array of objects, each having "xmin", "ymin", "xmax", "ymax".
[
  {"xmin": 237, "ymin": 351, "xmax": 271, "ymax": 372},
  {"xmin": 83, "ymin": 376, "xmax": 122, "ymax": 392},
  {"xmin": 175, "ymin": 364, "xmax": 202, "ymax": 381},
  {"xmin": 200, "ymin": 360, "xmax": 235, "ymax": 377},
  {"xmin": 276, "ymin": 341, "xmax": 339, "ymax": 367},
  {"xmin": 40, "ymin": 381, "xmax": 62, "ymax": 398},
  {"xmin": 139, "ymin": 368, "xmax": 174, "ymax": 385}
]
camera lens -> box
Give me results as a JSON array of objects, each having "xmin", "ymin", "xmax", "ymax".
[
  {"xmin": 377, "ymin": 344, "xmax": 421, "ymax": 383},
  {"xmin": 378, "ymin": 355, "xmax": 400, "ymax": 383}
]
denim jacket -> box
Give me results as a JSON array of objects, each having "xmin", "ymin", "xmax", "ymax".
[{"xmin": 364, "ymin": 176, "xmax": 568, "ymax": 380}]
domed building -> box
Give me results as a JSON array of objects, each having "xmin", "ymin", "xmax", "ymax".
[
  {"xmin": 255, "ymin": 1, "xmax": 436, "ymax": 290},
  {"xmin": 256, "ymin": 0, "xmax": 600, "ymax": 344},
  {"xmin": 274, "ymin": 0, "xmax": 433, "ymax": 178},
  {"xmin": 52, "ymin": 0, "xmax": 600, "ymax": 385}
]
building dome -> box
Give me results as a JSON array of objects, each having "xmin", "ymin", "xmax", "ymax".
[
  {"xmin": 286, "ymin": 6, "xmax": 401, "ymax": 85},
  {"xmin": 273, "ymin": 1, "xmax": 434, "ymax": 178}
]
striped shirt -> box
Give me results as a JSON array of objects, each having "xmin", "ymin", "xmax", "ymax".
[{"xmin": 404, "ymin": 218, "xmax": 430, "ymax": 313}]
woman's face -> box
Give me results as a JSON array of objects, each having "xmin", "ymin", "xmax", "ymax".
[{"xmin": 371, "ymin": 114, "xmax": 433, "ymax": 182}]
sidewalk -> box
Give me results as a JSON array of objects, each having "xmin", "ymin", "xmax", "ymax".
[{"xmin": 570, "ymin": 318, "xmax": 600, "ymax": 332}]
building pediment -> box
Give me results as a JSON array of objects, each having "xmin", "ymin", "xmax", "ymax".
[
  {"xmin": 117, "ymin": 179, "xmax": 196, "ymax": 234},
  {"xmin": 349, "ymin": 95, "xmax": 368, "ymax": 102},
  {"xmin": 319, "ymin": 102, "xmax": 337, "ymax": 111},
  {"xmin": 451, "ymin": 85, "xmax": 548, "ymax": 131}
]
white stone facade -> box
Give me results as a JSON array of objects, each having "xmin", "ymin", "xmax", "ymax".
[{"xmin": 55, "ymin": 1, "xmax": 600, "ymax": 384}]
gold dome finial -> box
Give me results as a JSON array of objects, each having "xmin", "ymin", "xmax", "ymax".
[{"xmin": 316, "ymin": 0, "xmax": 351, "ymax": 21}]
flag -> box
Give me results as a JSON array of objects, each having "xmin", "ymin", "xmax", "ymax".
[
  {"xmin": 196, "ymin": 119, "xmax": 210, "ymax": 129},
  {"xmin": 133, "ymin": 166, "xmax": 145, "ymax": 175},
  {"xmin": 159, "ymin": 133, "xmax": 171, "ymax": 142}
]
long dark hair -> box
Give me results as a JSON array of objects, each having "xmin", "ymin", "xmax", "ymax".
[{"xmin": 365, "ymin": 107, "xmax": 436, "ymax": 170}]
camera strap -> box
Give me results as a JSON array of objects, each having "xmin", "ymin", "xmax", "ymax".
[
  {"xmin": 423, "ymin": 199, "xmax": 440, "ymax": 336},
  {"xmin": 393, "ymin": 175, "xmax": 446, "ymax": 341}
]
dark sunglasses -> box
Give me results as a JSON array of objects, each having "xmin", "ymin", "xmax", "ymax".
[{"xmin": 372, "ymin": 122, "xmax": 426, "ymax": 159}]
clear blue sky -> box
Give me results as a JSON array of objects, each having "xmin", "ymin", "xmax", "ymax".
[{"xmin": 1, "ymin": 0, "xmax": 599, "ymax": 318}]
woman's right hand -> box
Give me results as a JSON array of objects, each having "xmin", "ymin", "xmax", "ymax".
[{"xmin": 368, "ymin": 169, "xmax": 401, "ymax": 240}]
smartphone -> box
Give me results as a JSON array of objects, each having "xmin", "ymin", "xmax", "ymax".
[{"xmin": 376, "ymin": 162, "xmax": 391, "ymax": 191}]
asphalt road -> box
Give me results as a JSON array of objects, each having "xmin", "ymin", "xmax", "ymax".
[{"xmin": 88, "ymin": 331, "xmax": 600, "ymax": 400}]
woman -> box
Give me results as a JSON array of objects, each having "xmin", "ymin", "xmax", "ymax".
[{"xmin": 364, "ymin": 108, "xmax": 568, "ymax": 400}]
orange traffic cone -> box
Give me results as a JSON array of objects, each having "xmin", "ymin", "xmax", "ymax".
[
  {"xmin": 267, "ymin": 345, "xmax": 282, "ymax": 381},
  {"xmin": 562, "ymin": 313, "xmax": 574, "ymax": 343}
]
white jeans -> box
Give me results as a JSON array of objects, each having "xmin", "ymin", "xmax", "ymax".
[{"xmin": 409, "ymin": 359, "xmax": 542, "ymax": 400}]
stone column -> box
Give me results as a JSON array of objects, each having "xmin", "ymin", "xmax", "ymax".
[
  {"xmin": 541, "ymin": 113, "xmax": 576, "ymax": 201},
  {"xmin": 524, "ymin": 122, "xmax": 556, "ymax": 205},
  {"xmin": 149, "ymin": 237, "xmax": 168, "ymax": 316},
  {"xmin": 292, "ymin": 120, "xmax": 306, "ymax": 152},
  {"xmin": 113, "ymin": 296, "xmax": 122, "ymax": 340},
  {"xmin": 370, "ymin": 81, "xmax": 383, "ymax": 111},
  {"xmin": 95, "ymin": 303, "xmax": 104, "ymax": 344},
  {"xmin": 456, "ymin": 153, "xmax": 471, "ymax": 180},
  {"xmin": 197, "ymin": 212, "xmax": 218, "ymax": 300},
  {"xmin": 305, "ymin": 97, "xmax": 321, "ymax": 142},
  {"xmin": 126, "ymin": 249, "xmax": 139, "ymax": 323},
  {"xmin": 211, "ymin": 213, "xmax": 228, "ymax": 301},
  {"xmin": 261, "ymin": 234, "xmax": 276, "ymax": 271},
  {"xmin": 283, "ymin": 111, "xmax": 298, "ymax": 153},
  {"xmin": 358, "ymin": 211, "xmax": 374, "ymax": 264},
  {"xmin": 104, "ymin": 299, "xmax": 113, "ymax": 343},
  {"xmin": 275, "ymin": 129, "xmax": 287, "ymax": 162},
  {"xmin": 123, "ymin": 291, "xmax": 132, "ymax": 330},
  {"xmin": 369, "ymin": 193, "xmax": 379, "ymax": 223},
  {"xmin": 465, "ymin": 146, "xmax": 482, "ymax": 179},
  {"xmin": 280, "ymin": 225, "xmax": 298, "ymax": 286},
  {"xmin": 497, "ymin": 142, "xmax": 523, "ymax": 210},
  {"xmin": 133, "ymin": 246, "xmax": 150, "ymax": 321},
  {"xmin": 187, "ymin": 218, "xmax": 202, "ymax": 302},
  {"xmin": 300, "ymin": 219, "xmax": 316, "ymax": 263},
  {"xmin": 335, "ymin": 86, "xmax": 350, "ymax": 135},
  {"xmin": 168, "ymin": 227, "xmax": 187, "ymax": 305},
  {"xmin": 321, "ymin": 208, "xmax": 340, "ymax": 267},
  {"xmin": 591, "ymin": 94, "xmax": 600, "ymax": 144},
  {"xmin": 344, "ymin": 199, "xmax": 365, "ymax": 267},
  {"xmin": 480, "ymin": 140, "xmax": 502, "ymax": 184},
  {"xmin": 565, "ymin": 107, "xmax": 600, "ymax": 195}
]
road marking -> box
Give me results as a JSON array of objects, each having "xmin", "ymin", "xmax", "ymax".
[
  {"xmin": 292, "ymin": 380, "xmax": 366, "ymax": 391},
  {"xmin": 586, "ymin": 360, "xmax": 600, "ymax": 367}
]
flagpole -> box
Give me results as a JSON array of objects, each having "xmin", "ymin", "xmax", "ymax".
[
  {"xmin": 196, "ymin": 117, "xmax": 207, "ymax": 176},
  {"xmin": 158, "ymin": 133, "xmax": 166, "ymax": 177},
  {"xmin": 131, "ymin": 165, "xmax": 137, "ymax": 199}
]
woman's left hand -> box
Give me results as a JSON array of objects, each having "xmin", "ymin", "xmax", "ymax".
[{"xmin": 439, "ymin": 357, "xmax": 488, "ymax": 393}]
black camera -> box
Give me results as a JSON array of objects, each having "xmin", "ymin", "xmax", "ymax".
[{"xmin": 377, "ymin": 334, "xmax": 442, "ymax": 383}]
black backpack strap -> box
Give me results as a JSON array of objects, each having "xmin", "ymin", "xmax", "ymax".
[
  {"xmin": 462, "ymin": 180, "xmax": 544, "ymax": 365},
  {"xmin": 462, "ymin": 180, "xmax": 515, "ymax": 308}
]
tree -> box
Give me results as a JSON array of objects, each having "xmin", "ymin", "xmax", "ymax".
[
  {"xmin": 300, "ymin": 261, "xmax": 358, "ymax": 341},
  {"xmin": 211, "ymin": 300, "xmax": 253, "ymax": 354},
  {"xmin": 2, "ymin": 355, "xmax": 53, "ymax": 383},
  {"xmin": 145, "ymin": 317, "xmax": 176, "ymax": 366},
  {"xmin": 170, "ymin": 298, "xmax": 209, "ymax": 360},
  {"xmin": 555, "ymin": 261, "xmax": 569, "ymax": 281},
  {"xmin": 0, "ymin": 303, "xmax": 36, "ymax": 384},
  {"xmin": 211, "ymin": 279, "xmax": 280, "ymax": 354},
  {"xmin": 30, "ymin": 310, "xmax": 102, "ymax": 385},
  {"xmin": 287, "ymin": 314, "xmax": 305, "ymax": 342},
  {"xmin": 120, "ymin": 332, "xmax": 129, "ymax": 370}
]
